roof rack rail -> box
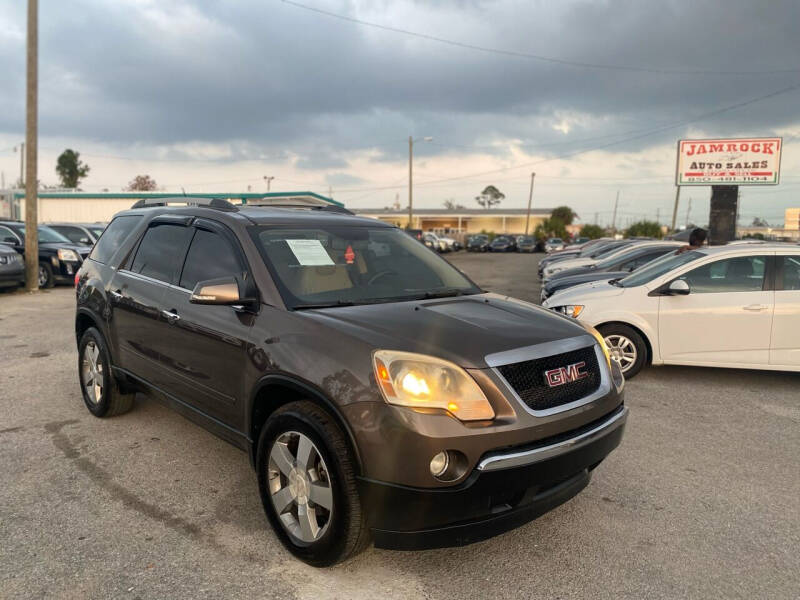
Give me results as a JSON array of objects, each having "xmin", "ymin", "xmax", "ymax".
[
  {"xmin": 248, "ymin": 202, "xmax": 353, "ymax": 215},
  {"xmin": 130, "ymin": 197, "xmax": 238, "ymax": 211}
]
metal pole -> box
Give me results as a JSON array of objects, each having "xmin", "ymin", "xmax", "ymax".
[
  {"xmin": 263, "ymin": 175, "xmax": 274, "ymax": 192},
  {"xmin": 524, "ymin": 172, "xmax": 536, "ymax": 235},
  {"xmin": 611, "ymin": 190, "xmax": 619, "ymax": 234},
  {"xmin": 24, "ymin": 0, "xmax": 38, "ymax": 292},
  {"xmin": 670, "ymin": 185, "xmax": 681, "ymax": 232},
  {"xmin": 18, "ymin": 142, "xmax": 24, "ymax": 186},
  {"xmin": 685, "ymin": 197, "xmax": 692, "ymax": 227},
  {"xmin": 408, "ymin": 136, "xmax": 413, "ymax": 229},
  {"xmin": 656, "ymin": 207, "xmax": 660, "ymax": 224}
]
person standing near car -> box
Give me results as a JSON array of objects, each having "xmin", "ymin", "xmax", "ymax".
[{"xmin": 676, "ymin": 228, "xmax": 707, "ymax": 254}]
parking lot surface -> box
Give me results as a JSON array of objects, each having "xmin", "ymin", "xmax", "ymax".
[{"xmin": 1, "ymin": 252, "xmax": 798, "ymax": 599}]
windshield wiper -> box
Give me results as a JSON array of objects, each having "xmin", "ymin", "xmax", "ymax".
[
  {"xmin": 608, "ymin": 279, "xmax": 623, "ymax": 287},
  {"xmin": 291, "ymin": 300, "xmax": 356, "ymax": 310}
]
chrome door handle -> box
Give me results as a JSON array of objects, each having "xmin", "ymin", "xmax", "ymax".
[
  {"xmin": 743, "ymin": 304, "xmax": 768, "ymax": 311},
  {"xmin": 161, "ymin": 309, "xmax": 181, "ymax": 322},
  {"xmin": 109, "ymin": 290, "xmax": 122, "ymax": 300}
]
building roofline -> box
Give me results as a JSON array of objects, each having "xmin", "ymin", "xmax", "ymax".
[{"xmin": 10, "ymin": 190, "xmax": 343, "ymax": 207}]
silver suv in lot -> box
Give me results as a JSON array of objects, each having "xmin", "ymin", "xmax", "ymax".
[{"xmin": 74, "ymin": 198, "xmax": 627, "ymax": 566}]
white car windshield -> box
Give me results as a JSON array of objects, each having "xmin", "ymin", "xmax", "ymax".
[{"xmin": 617, "ymin": 250, "xmax": 703, "ymax": 287}]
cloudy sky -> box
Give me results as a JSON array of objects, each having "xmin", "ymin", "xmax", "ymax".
[{"xmin": 1, "ymin": 0, "xmax": 799, "ymax": 226}]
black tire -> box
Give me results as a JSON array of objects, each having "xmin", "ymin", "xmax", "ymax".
[
  {"xmin": 597, "ymin": 323, "xmax": 648, "ymax": 379},
  {"xmin": 38, "ymin": 262, "xmax": 55, "ymax": 288},
  {"xmin": 256, "ymin": 401, "xmax": 369, "ymax": 567},
  {"xmin": 78, "ymin": 327, "xmax": 135, "ymax": 417}
]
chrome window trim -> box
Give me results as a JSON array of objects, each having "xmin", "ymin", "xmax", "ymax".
[
  {"xmin": 116, "ymin": 269, "xmax": 191, "ymax": 294},
  {"xmin": 487, "ymin": 335, "xmax": 611, "ymax": 417},
  {"xmin": 477, "ymin": 406, "xmax": 628, "ymax": 472}
]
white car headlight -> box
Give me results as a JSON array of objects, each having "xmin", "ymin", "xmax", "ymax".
[
  {"xmin": 373, "ymin": 350, "xmax": 495, "ymax": 421},
  {"xmin": 551, "ymin": 304, "xmax": 585, "ymax": 318},
  {"xmin": 57, "ymin": 249, "xmax": 81, "ymax": 262}
]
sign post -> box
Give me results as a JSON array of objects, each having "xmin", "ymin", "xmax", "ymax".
[{"xmin": 675, "ymin": 138, "xmax": 782, "ymax": 244}]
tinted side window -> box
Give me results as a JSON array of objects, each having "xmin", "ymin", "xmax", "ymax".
[
  {"xmin": 779, "ymin": 256, "xmax": 800, "ymax": 291},
  {"xmin": 179, "ymin": 229, "xmax": 242, "ymax": 290},
  {"xmin": 679, "ymin": 256, "xmax": 767, "ymax": 293},
  {"xmin": 57, "ymin": 226, "xmax": 86, "ymax": 243},
  {"xmin": 89, "ymin": 216, "xmax": 142, "ymax": 264},
  {"xmin": 130, "ymin": 223, "xmax": 192, "ymax": 283}
]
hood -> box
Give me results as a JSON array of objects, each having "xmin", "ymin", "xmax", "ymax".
[
  {"xmin": 546, "ymin": 271, "xmax": 629, "ymax": 294},
  {"xmin": 544, "ymin": 279, "xmax": 625, "ymax": 306},
  {"xmin": 298, "ymin": 293, "xmax": 587, "ymax": 369},
  {"xmin": 546, "ymin": 257, "xmax": 594, "ymax": 273}
]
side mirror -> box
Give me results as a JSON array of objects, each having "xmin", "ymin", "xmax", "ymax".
[
  {"xmin": 190, "ymin": 277, "xmax": 256, "ymax": 307},
  {"xmin": 2, "ymin": 236, "xmax": 17, "ymax": 244},
  {"xmin": 79, "ymin": 237, "xmax": 91, "ymax": 244},
  {"xmin": 668, "ymin": 279, "xmax": 690, "ymax": 295}
]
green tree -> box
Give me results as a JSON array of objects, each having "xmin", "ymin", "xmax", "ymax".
[
  {"xmin": 475, "ymin": 185, "xmax": 505, "ymax": 209},
  {"xmin": 126, "ymin": 174, "xmax": 158, "ymax": 191},
  {"xmin": 580, "ymin": 224, "xmax": 606, "ymax": 239},
  {"xmin": 56, "ymin": 149, "xmax": 90, "ymax": 188},
  {"xmin": 626, "ymin": 220, "xmax": 663, "ymax": 239},
  {"xmin": 534, "ymin": 217, "xmax": 568, "ymax": 240},
  {"xmin": 550, "ymin": 206, "xmax": 577, "ymax": 225}
]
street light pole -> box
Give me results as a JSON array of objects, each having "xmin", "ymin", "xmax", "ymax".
[
  {"xmin": 407, "ymin": 136, "xmax": 413, "ymax": 229},
  {"xmin": 524, "ymin": 172, "xmax": 536, "ymax": 235},
  {"xmin": 407, "ymin": 136, "xmax": 432, "ymax": 230},
  {"xmin": 263, "ymin": 175, "xmax": 274, "ymax": 192},
  {"xmin": 24, "ymin": 0, "xmax": 38, "ymax": 292}
]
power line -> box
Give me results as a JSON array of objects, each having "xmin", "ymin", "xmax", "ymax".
[{"xmin": 281, "ymin": 0, "xmax": 800, "ymax": 76}]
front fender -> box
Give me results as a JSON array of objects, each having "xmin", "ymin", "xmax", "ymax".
[{"xmin": 584, "ymin": 310, "xmax": 661, "ymax": 364}]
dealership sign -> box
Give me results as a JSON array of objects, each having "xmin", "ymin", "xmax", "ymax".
[{"xmin": 676, "ymin": 137, "xmax": 782, "ymax": 186}]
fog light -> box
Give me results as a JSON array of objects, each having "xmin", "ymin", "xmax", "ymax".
[{"xmin": 430, "ymin": 451, "xmax": 449, "ymax": 477}]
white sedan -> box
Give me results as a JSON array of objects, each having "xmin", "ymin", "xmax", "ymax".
[{"xmin": 542, "ymin": 244, "xmax": 800, "ymax": 378}]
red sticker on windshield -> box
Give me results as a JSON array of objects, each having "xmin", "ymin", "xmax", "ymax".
[{"xmin": 344, "ymin": 245, "xmax": 355, "ymax": 264}]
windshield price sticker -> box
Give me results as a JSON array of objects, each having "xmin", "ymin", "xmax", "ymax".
[{"xmin": 286, "ymin": 239, "xmax": 335, "ymax": 266}]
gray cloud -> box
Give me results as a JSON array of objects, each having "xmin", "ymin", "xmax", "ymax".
[{"xmin": 0, "ymin": 0, "xmax": 798, "ymax": 161}]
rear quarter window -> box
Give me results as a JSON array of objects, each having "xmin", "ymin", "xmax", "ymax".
[{"xmin": 89, "ymin": 215, "xmax": 143, "ymax": 264}]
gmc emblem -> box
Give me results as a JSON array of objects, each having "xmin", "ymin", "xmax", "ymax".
[{"xmin": 544, "ymin": 362, "xmax": 588, "ymax": 387}]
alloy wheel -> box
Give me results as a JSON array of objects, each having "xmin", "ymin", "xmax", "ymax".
[
  {"xmin": 81, "ymin": 340, "xmax": 104, "ymax": 404},
  {"xmin": 604, "ymin": 334, "xmax": 637, "ymax": 373},
  {"xmin": 268, "ymin": 431, "xmax": 333, "ymax": 544},
  {"xmin": 37, "ymin": 265, "xmax": 48, "ymax": 287}
]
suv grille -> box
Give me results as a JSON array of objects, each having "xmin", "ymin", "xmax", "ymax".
[{"xmin": 497, "ymin": 345, "xmax": 601, "ymax": 412}]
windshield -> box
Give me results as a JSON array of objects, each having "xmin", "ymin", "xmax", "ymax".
[
  {"xmin": 89, "ymin": 226, "xmax": 106, "ymax": 238},
  {"xmin": 595, "ymin": 247, "xmax": 645, "ymax": 269},
  {"xmin": 252, "ymin": 225, "xmax": 482, "ymax": 308},
  {"xmin": 493, "ymin": 236, "xmax": 510, "ymax": 243},
  {"xmin": 618, "ymin": 250, "xmax": 703, "ymax": 287},
  {"xmin": 519, "ymin": 237, "xmax": 533, "ymax": 243},
  {"xmin": 470, "ymin": 235, "xmax": 487, "ymax": 242},
  {"xmin": 12, "ymin": 225, "xmax": 72, "ymax": 244},
  {"xmin": 548, "ymin": 238, "xmax": 563, "ymax": 244}
]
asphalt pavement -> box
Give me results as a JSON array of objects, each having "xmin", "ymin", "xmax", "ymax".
[{"xmin": 0, "ymin": 252, "xmax": 797, "ymax": 599}]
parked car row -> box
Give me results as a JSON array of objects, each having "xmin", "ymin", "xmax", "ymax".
[
  {"xmin": 542, "ymin": 242, "xmax": 800, "ymax": 379},
  {"xmin": 0, "ymin": 220, "xmax": 106, "ymax": 289},
  {"xmin": 466, "ymin": 234, "xmax": 543, "ymax": 253}
]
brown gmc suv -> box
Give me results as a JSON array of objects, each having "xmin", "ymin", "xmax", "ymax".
[{"xmin": 74, "ymin": 197, "xmax": 627, "ymax": 566}]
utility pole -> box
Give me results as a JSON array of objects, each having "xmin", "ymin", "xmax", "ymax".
[
  {"xmin": 611, "ymin": 190, "xmax": 620, "ymax": 234},
  {"xmin": 670, "ymin": 185, "xmax": 681, "ymax": 232},
  {"xmin": 594, "ymin": 211, "xmax": 599, "ymax": 226},
  {"xmin": 656, "ymin": 207, "xmax": 660, "ymax": 224},
  {"xmin": 524, "ymin": 172, "xmax": 536, "ymax": 235},
  {"xmin": 408, "ymin": 136, "xmax": 413, "ymax": 229},
  {"xmin": 24, "ymin": 0, "xmax": 38, "ymax": 292},
  {"xmin": 685, "ymin": 197, "xmax": 692, "ymax": 227},
  {"xmin": 263, "ymin": 175, "xmax": 274, "ymax": 192}
]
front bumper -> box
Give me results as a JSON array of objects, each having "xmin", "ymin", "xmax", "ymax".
[{"xmin": 360, "ymin": 404, "xmax": 627, "ymax": 550}]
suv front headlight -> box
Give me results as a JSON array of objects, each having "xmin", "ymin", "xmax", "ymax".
[
  {"xmin": 373, "ymin": 350, "xmax": 495, "ymax": 421},
  {"xmin": 552, "ymin": 304, "xmax": 584, "ymax": 318},
  {"xmin": 57, "ymin": 249, "xmax": 80, "ymax": 262}
]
